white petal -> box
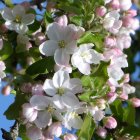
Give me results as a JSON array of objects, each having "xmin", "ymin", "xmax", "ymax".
[
  {"xmin": 12, "ymin": 5, "xmax": 25, "ymax": 17},
  {"xmin": 47, "ymin": 22, "xmax": 63, "ymax": 40},
  {"xmin": 65, "ymin": 78, "xmax": 82, "ymax": 94},
  {"xmin": 86, "ymin": 49, "xmax": 102, "ymax": 64},
  {"xmin": 43, "ymin": 79, "xmax": 57, "ymax": 96},
  {"xmin": 79, "ymin": 43, "xmax": 94, "ymax": 52},
  {"xmin": 1, "ymin": 7, "xmax": 14, "ymax": 21},
  {"xmin": 5, "ymin": 21, "xmax": 16, "ymax": 30},
  {"xmin": 39, "ymin": 40, "xmax": 58, "ymax": 56},
  {"xmin": 53, "ymin": 70, "xmax": 69, "ymax": 88},
  {"xmin": 65, "ymin": 41, "xmax": 77, "ymax": 54},
  {"xmin": 15, "ymin": 24, "xmax": 28, "ymax": 34},
  {"xmin": 53, "ymin": 110, "xmax": 63, "ymax": 121},
  {"xmin": 78, "ymin": 61, "xmax": 91, "ymax": 75},
  {"xmin": 30, "ymin": 95, "xmax": 50, "ymax": 110},
  {"xmin": 69, "ymin": 116, "xmax": 83, "ymax": 129},
  {"xmin": 52, "ymin": 95, "xmax": 65, "ymax": 109},
  {"xmin": 54, "ymin": 48, "xmax": 70, "ymax": 65},
  {"xmin": 62, "ymin": 92, "xmax": 80, "ymax": 108},
  {"xmin": 71, "ymin": 53, "xmax": 82, "ymax": 67},
  {"xmin": 34, "ymin": 111, "xmax": 51, "ymax": 128},
  {"xmin": 22, "ymin": 14, "xmax": 35, "ymax": 25},
  {"xmin": 26, "ymin": 126, "xmax": 42, "ymax": 140}
]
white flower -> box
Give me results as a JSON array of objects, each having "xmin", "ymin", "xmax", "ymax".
[
  {"xmin": 122, "ymin": 84, "xmax": 136, "ymax": 94},
  {"xmin": 89, "ymin": 106, "xmax": 105, "ymax": 122},
  {"xmin": 103, "ymin": 11, "xmax": 122, "ymax": 34},
  {"xmin": 1, "ymin": 5, "xmax": 35, "ymax": 34},
  {"xmin": 107, "ymin": 65, "xmax": 124, "ymax": 81},
  {"xmin": 71, "ymin": 43, "xmax": 102, "ymax": 75},
  {"xmin": 119, "ymin": 0, "xmax": 132, "ymax": 11},
  {"xmin": 39, "ymin": 22, "xmax": 85, "ymax": 65},
  {"xmin": 29, "ymin": 95, "xmax": 62, "ymax": 128},
  {"xmin": 62, "ymin": 106, "xmax": 84, "ymax": 130},
  {"xmin": 0, "ymin": 61, "xmax": 6, "ymax": 80},
  {"xmin": 43, "ymin": 70, "xmax": 82, "ymax": 109}
]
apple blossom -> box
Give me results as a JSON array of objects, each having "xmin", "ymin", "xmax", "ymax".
[
  {"xmin": 71, "ymin": 43, "xmax": 102, "ymax": 75},
  {"xmin": 103, "ymin": 116, "xmax": 117, "ymax": 129},
  {"xmin": 1, "ymin": 5, "xmax": 35, "ymax": 34},
  {"xmin": 39, "ymin": 21, "xmax": 84, "ymax": 65},
  {"xmin": 119, "ymin": 0, "xmax": 132, "ymax": 11},
  {"xmin": 0, "ymin": 61, "xmax": 6, "ymax": 80},
  {"xmin": 2, "ymin": 85, "xmax": 11, "ymax": 96},
  {"xmin": 96, "ymin": 6, "xmax": 107, "ymax": 17},
  {"xmin": 32, "ymin": 84, "xmax": 44, "ymax": 95},
  {"xmin": 43, "ymin": 70, "xmax": 82, "ymax": 109},
  {"xmin": 64, "ymin": 133, "xmax": 78, "ymax": 140},
  {"xmin": 96, "ymin": 127, "xmax": 107, "ymax": 139},
  {"xmin": 130, "ymin": 98, "xmax": 140, "ymax": 108},
  {"xmin": 55, "ymin": 15, "xmax": 68, "ymax": 26},
  {"xmin": 109, "ymin": 0, "xmax": 120, "ymax": 10}
]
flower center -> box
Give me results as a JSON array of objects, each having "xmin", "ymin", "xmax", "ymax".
[
  {"xmin": 70, "ymin": 112, "xmax": 78, "ymax": 119},
  {"xmin": 80, "ymin": 52, "xmax": 89, "ymax": 58},
  {"xmin": 57, "ymin": 87, "xmax": 65, "ymax": 95},
  {"xmin": 47, "ymin": 105, "xmax": 54, "ymax": 113},
  {"xmin": 15, "ymin": 15, "xmax": 21, "ymax": 23},
  {"xmin": 58, "ymin": 40, "xmax": 66, "ymax": 48}
]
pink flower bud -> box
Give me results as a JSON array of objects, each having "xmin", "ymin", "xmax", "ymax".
[
  {"xmin": 22, "ymin": 103, "xmax": 38, "ymax": 122},
  {"xmin": 55, "ymin": 15, "xmax": 68, "ymax": 26},
  {"xmin": 107, "ymin": 92, "xmax": 117, "ymax": 103},
  {"xmin": 96, "ymin": 127, "xmax": 107, "ymax": 139},
  {"xmin": 0, "ymin": 24, "xmax": 8, "ymax": 33},
  {"xmin": 96, "ymin": 6, "xmax": 107, "ymax": 17},
  {"xmin": 103, "ymin": 116, "xmax": 117, "ymax": 129},
  {"xmin": 20, "ymin": 82, "xmax": 32, "ymax": 93},
  {"xmin": 48, "ymin": 122, "xmax": 62, "ymax": 137},
  {"xmin": 130, "ymin": 98, "xmax": 140, "ymax": 108},
  {"xmin": 46, "ymin": 2, "xmax": 56, "ymax": 12},
  {"xmin": 126, "ymin": 9, "xmax": 137, "ymax": 17},
  {"xmin": 109, "ymin": 0, "xmax": 120, "ymax": 10},
  {"xmin": 26, "ymin": 42, "xmax": 32, "ymax": 50},
  {"xmin": 119, "ymin": 93, "xmax": 128, "ymax": 100},
  {"xmin": 32, "ymin": 84, "xmax": 44, "ymax": 95},
  {"xmin": 104, "ymin": 37, "xmax": 116, "ymax": 48},
  {"xmin": 123, "ymin": 74, "xmax": 130, "ymax": 83},
  {"xmin": 2, "ymin": 85, "xmax": 11, "ymax": 96},
  {"xmin": 64, "ymin": 134, "xmax": 78, "ymax": 140},
  {"xmin": 122, "ymin": 17, "xmax": 134, "ymax": 28},
  {"xmin": 34, "ymin": 32, "xmax": 46, "ymax": 45}
]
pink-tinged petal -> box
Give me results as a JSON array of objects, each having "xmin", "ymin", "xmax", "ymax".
[
  {"xmin": 30, "ymin": 95, "xmax": 50, "ymax": 110},
  {"xmin": 64, "ymin": 133, "xmax": 78, "ymax": 140},
  {"xmin": 39, "ymin": 40, "xmax": 58, "ymax": 56},
  {"xmin": 52, "ymin": 95, "xmax": 65, "ymax": 109},
  {"xmin": 43, "ymin": 79, "xmax": 57, "ymax": 96},
  {"xmin": 47, "ymin": 22, "xmax": 63, "ymax": 40},
  {"xmin": 26, "ymin": 126, "xmax": 42, "ymax": 140},
  {"xmin": 55, "ymin": 15, "xmax": 68, "ymax": 26},
  {"xmin": 54, "ymin": 48, "xmax": 70, "ymax": 65},
  {"xmin": 65, "ymin": 78, "xmax": 82, "ymax": 94},
  {"xmin": 34, "ymin": 111, "xmax": 51, "ymax": 128},
  {"xmin": 1, "ymin": 7, "xmax": 14, "ymax": 21},
  {"xmin": 53, "ymin": 70, "xmax": 69, "ymax": 88},
  {"xmin": 22, "ymin": 14, "xmax": 35, "ymax": 25},
  {"xmin": 12, "ymin": 5, "xmax": 25, "ymax": 17},
  {"xmin": 62, "ymin": 92, "xmax": 80, "ymax": 108}
]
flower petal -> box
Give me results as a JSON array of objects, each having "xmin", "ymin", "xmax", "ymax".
[
  {"xmin": 34, "ymin": 111, "xmax": 51, "ymax": 128},
  {"xmin": 30, "ymin": 95, "xmax": 50, "ymax": 110},
  {"xmin": 15, "ymin": 23, "xmax": 28, "ymax": 34},
  {"xmin": 52, "ymin": 95, "xmax": 65, "ymax": 109},
  {"xmin": 68, "ymin": 116, "xmax": 83, "ymax": 129},
  {"xmin": 54, "ymin": 48, "xmax": 70, "ymax": 65},
  {"xmin": 26, "ymin": 126, "xmax": 42, "ymax": 140},
  {"xmin": 53, "ymin": 70, "xmax": 69, "ymax": 88},
  {"xmin": 65, "ymin": 41, "xmax": 78, "ymax": 54},
  {"xmin": 12, "ymin": 5, "xmax": 25, "ymax": 17},
  {"xmin": 43, "ymin": 79, "xmax": 57, "ymax": 96},
  {"xmin": 62, "ymin": 92, "xmax": 80, "ymax": 108},
  {"xmin": 39, "ymin": 40, "xmax": 58, "ymax": 56},
  {"xmin": 22, "ymin": 14, "xmax": 35, "ymax": 25},
  {"xmin": 1, "ymin": 7, "xmax": 14, "ymax": 21}
]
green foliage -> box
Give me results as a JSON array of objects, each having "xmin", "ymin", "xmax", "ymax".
[
  {"xmin": 4, "ymin": 93, "xmax": 28, "ymax": 120},
  {"xmin": 19, "ymin": 125, "xmax": 29, "ymax": 140},
  {"xmin": 77, "ymin": 114, "xmax": 95, "ymax": 140},
  {"xmin": 26, "ymin": 57, "xmax": 55, "ymax": 77}
]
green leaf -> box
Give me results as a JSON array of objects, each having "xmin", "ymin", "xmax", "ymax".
[
  {"xmin": 78, "ymin": 91, "xmax": 93, "ymax": 102},
  {"xmin": 44, "ymin": 12, "xmax": 53, "ymax": 25},
  {"xmin": 0, "ymin": 41, "xmax": 13, "ymax": 61},
  {"xmin": 70, "ymin": 15, "xmax": 83, "ymax": 26},
  {"xmin": 78, "ymin": 114, "xmax": 95, "ymax": 140},
  {"xmin": 5, "ymin": 0, "xmax": 13, "ymax": 7},
  {"xmin": 19, "ymin": 125, "xmax": 29, "ymax": 140},
  {"xmin": 78, "ymin": 32, "xmax": 104, "ymax": 52},
  {"xmin": 26, "ymin": 57, "xmax": 55, "ymax": 76},
  {"xmin": 4, "ymin": 93, "xmax": 27, "ymax": 120},
  {"xmin": 122, "ymin": 102, "xmax": 135, "ymax": 125}
]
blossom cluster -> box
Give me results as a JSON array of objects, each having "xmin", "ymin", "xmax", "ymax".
[{"xmin": 0, "ymin": 0, "xmax": 140, "ymax": 140}]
